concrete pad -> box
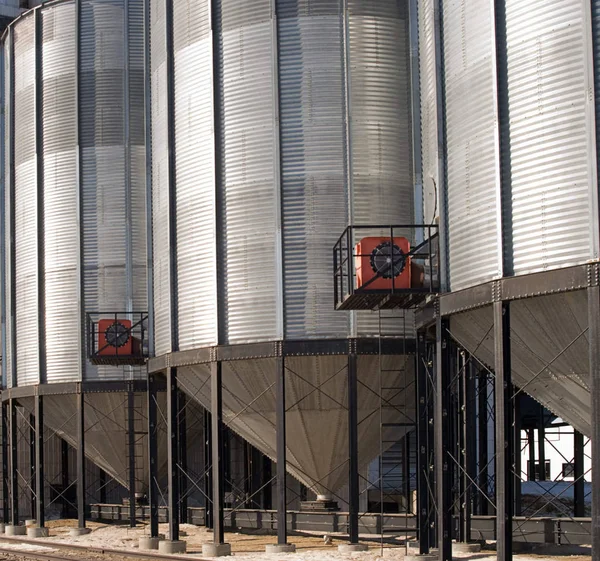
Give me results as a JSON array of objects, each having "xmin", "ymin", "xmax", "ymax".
[
  {"xmin": 24, "ymin": 519, "xmax": 36, "ymax": 527},
  {"xmin": 405, "ymin": 555, "xmax": 439, "ymax": 561},
  {"xmin": 27, "ymin": 527, "xmax": 49, "ymax": 538},
  {"xmin": 69, "ymin": 527, "xmax": 92, "ymax": 537},
  {"xmin": 139, "ymin": 537, "xmax": 161, "ymax": 550},
  {"xmin": 159, "ymin": 540, "xmax": 187, "ymax": 554},
  {"xmin": 202, "ymin": 542, "xmax": 231, "ymax": 557},
  {"xmin": 265, "ymin": 543, "xmax": 296, "ymax": 553},
  {"xmin": 5, "ymin": 525, "xmax": 26, "ymax": 536},
  {"xmin": 338, "ymin": 544, "xmax": 368, "ymax": 553},
  {"xmin": 453, "ymin": 542, "xmax": 482, "ymax": 553}
]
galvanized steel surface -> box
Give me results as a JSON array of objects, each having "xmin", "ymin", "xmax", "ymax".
[
  {"xmin": 151, "ymin": 0, "xmax": 415, "ymax": 347},
  {"xmin": 2, "ymin": 0, "xmax": 146, "ymax": 386}
]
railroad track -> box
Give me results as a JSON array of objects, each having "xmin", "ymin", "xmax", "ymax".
[{"xmin": 0, "ymin": 535, "xmax": 206, "ymax": 561}]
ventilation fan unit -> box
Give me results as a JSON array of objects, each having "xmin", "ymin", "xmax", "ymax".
[
  {"xmin": 97, "ymin": 319, "xmax": 139, "ymax": 357},
  {"xmin": 355, "ymin": 237, "xmax": 411, "ymax": 290}
]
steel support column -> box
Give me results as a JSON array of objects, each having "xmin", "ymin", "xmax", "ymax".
[
  {"xmin": 148, "ymin": 374, "xmax": 159, "ymax": 537},
  {"xmin": 9, "ymin": 399, "xmax": 16, "ymax": 525},
  {"xmin": 211, "ymin": 362, "xmax": 225, "ymax": 545},
  {"xmin": 276, "ymin": 356, "xmax": 288, "ymax": 546},
  {"xmin": 2, "ymin": 402, "xmax": 9, "ymax": 523},
  {"xmin": 574, "ymin": 430, "xmax": 585, "ymax": 518},
  {"xmin": 34, "ymin": 396, "xmax": 44, "ymax": 527},
  {"xmin": 348, "ymin": 353, "xmax": 359, "ymax": 544},
  {"xmin": 99, "ymin": 469, "xmax": 106, "ymax": 505},
  {"xmin": 416, "ymin": 331, "xmax": 431, "ymax": 554},
  {"xmin": 167, "ymin": 367, "xmax": 180, "ymax": 542},
  {"xmin": 514, "ymin": 394, "xmax": 522, "ymax": 516},
  {"xmin": 588, "ymin": 284, "xmax": 600, "ymax": 560},
  {"xmin": 76, "ymin": 391, "xmax": 85, "ymax": 528},
  {"xmin": 61, "ymin": 439, "xmax": 69, "ymax": 518},
  {"xmin": 178, "ymin": 391, "xmax": 188, "ymax": 524},
  {"xmin": 478, "ymin": 371, "xmax": 489, "ymax": 515},
  {"xmin": 204, "ymin": 408, "xmax": 213, "ymax": 529},
  {"xmin": 527, "ymin": 429, "xmax": 535, "ymax": 481},
  {"xmin": 29, "ymin": 413, "xmax": 35, "ymax": 519},
  {"xmin": 494, "ymin": 301, "xmax": 513, "ymax": 561},
  {"xmin": 127, "ymin": 390, "xmax": 136, "ymax": 528},
  {"xmin": 538, "ymin": 410, "xmax": 546, "ymax": 482},
  {"xmin": 436, "ymin": 316, "xmax": 452, "ymax": 561}
]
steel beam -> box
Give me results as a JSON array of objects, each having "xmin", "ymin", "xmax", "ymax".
[
  {"xmin": 348, "ymin": 353, "xmax": 359, "ymax": 544},
  {"xmin": 34, "ymin": 396, "xmax": 44, "ymax": 527},
  {"xmin": 76, "ymin": 391, "xmax": 85, "ymax": 528},
  {"xmin": 148, "ymin": 374, "xmax": 159, "ymax": 537},
  {"xmin": 435, "ymin": 317, "xmax": 452, "ymax": 561},
  {"xmin": 574, "ymin": 430, "xmax": 585, "ymax": 518},
  {"xmin": 588, "ymin": 284, "xmax": 600, "ymax": 560},
  {"xmin": 416, "ymin": 331, "xmax": 431, "ymax": 554},
  {"xmin": 276, "ymin": 356, "xmax": 288, "ymax": 546},
  {"xmin": 167, "ymin": 367, "xmax": 180, "ymax": 541},
  {"xmin": 494, "ymin": 301, "xmax": 513, "ymax": 561},
  {"xmin": 127, "ymin": 390, "xmax": 136, "ymax": 527},
  {"xmin": 211, "ymin": 362, "xmax": 225, "ymax": 544},
  {"xmin": 178, "ymin": 391, "xmax": 188, "ymax": 524}
]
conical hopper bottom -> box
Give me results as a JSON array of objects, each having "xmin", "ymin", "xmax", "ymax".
[
  {"xmin": 177, "ymin": 353, "xmax": 415, "ymax": 496},
  {"xmin": 450, "ymin": 290, "xmax": 590, "ymax": 435}
]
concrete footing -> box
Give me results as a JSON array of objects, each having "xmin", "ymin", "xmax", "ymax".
[
  {"xmin": 159, "ymin": 540, "xmax": 187, "ymax": 554},
  {"xmin": 139, "ymin": 537, "xmax": 161, "ymax": 550},
  {"xmin": 24, "ymin": 519, "xmax": 37, "ymax": 527},
  {"xmin": 338, "ymin": 544, "xmax": 368, "ymax": 553},
  {"xmin": 405, "ymin": 555, "xmax": 439, "ymax": 561},
  {"xmin": 453, "ymin": 542, "xmax": 482, "ymax": 553},
  {"xmin": 5, "ymin": 526, "xmax": 26, "ymax": 536},
  {"xmin": 265, "ymin": 543, "xmax": 296, "ymax": 554},
  {"xmin": 69, "ymin": 527, "xmax": 92, "ymax": 537},
  {"xmin": 202, "ymin": 542, "xmax": 232, "ymax": 557},
  {"xmin": 27, "ymin": 527, "xmax": 49, "ymax": 538}
]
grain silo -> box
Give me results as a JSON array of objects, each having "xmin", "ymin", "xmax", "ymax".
[
  {"xmin": 147, "ymin": 0, "xmax": 418, "ymax": 553},
  {"xmin": 1, "ymin": 0, "xmax": 153, "ymax": 531}
]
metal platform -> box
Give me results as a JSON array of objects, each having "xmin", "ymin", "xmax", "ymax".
[{"xmin": 335, "ymin": 289, "xmax": 434, "ymax": 311}]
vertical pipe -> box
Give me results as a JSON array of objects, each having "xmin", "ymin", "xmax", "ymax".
[
  {"xmin": 76, "ymin": 391, "xmax": 85, "ymax": 529},
  {"xmin": 147, "ymin": 374, "xmax": 159, "ymax": 538},
  {"xmin": 494, "ymin": 301, "xmax": 513, "ymax": 561},
  {"xmin": 348, "ymin": 353, "xmax": 359, "ymax": 544},
  {"xmin": 60, "ymin": 439, "xmax": 69, "ymax": 518},
  {"xmin": 2, "ymin": 402, "xmax": 9, "ymax": 523},
  {"xmin": 435, "ymin": 316, "xmax": 452, "ymax": 561},
  {"xmin": 203, "ymin": 408, "xmax": 213, "ymax": 529},
  {"xmin": 276, "ymin": 356, "xmax": 288, "ymax": 546},
  {"xmin": 574, "ymin": 431, "xmax": 585, "ymax": 518},
  {"xmin": 9, "ymin": 400, "xmax": 17, "ymax": 525},
  {"xmin": 34, "ymin": 396, "xmax": 44, "ymax": 527},
  {"xmin": 478, "ymin": 371, "xmax": 489, "ymax": 515},
  {"xmin": 211, "ymin": 362, "xmax": 225, "ymax": 545},
  {"xmin": 127, "ymin": 389, "xmax": 136, "ymax": 528},
  {"xmin": 587, "ymin": 284, "xmax": 600, "ymax": 559},
  {"xmin": 178, "ymin": 392, "xmax": 188, "ymax": 524},
  {"xmin": 167, "ymin": 367, "xmax": 180, "ymax": 542},
  {"xmin": 416, "ymin": 331, "xmax": 430, "ymax": 554}
]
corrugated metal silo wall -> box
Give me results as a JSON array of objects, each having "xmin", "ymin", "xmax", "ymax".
[
  {"xmin": 432, "ymin": 0, "xmax": 599, "ymax": 290},
  {"xmin": 505, "ymin": 0, "xmax": 598, "ymax": 274},
  {"xmin": 442, "ymin": 0, "xmax": 502, "ymax": 291},
  {"xmin": 13, "ymin": 13, "xmax": 39, "ymax": 386},
  {"xmin": 4, "ymin": 0, "xmax": 147, "ymax": 385},
  {"xmin": 42, "ymin": 1, "xmax": 79, "ymax": 383},
  {"xmin": 4, "ymin": 33, "xmax": 13, "ymax": 388},
  {"xmin": 152, "ymin": 0, "xmax": 415, "ymax": 350}
]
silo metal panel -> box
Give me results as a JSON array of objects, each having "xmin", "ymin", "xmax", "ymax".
[
  {"xmin": 42, "ymin": 2, "xmax": 80, "ymax": 383},
  {"xmin": 13, "ymin": 14, "xmax": 39, "ymax": 386},
  {"xmin": 278, "ymin": 5, "xmax": 350, "ymax": 339},
  {"xmin": 151, "ymin": 0, "xmax": 171, "ymax": 356},
  {"xmin": 347, "ymin": 1, "xmax": 414, "ymax": 335},
  {"xmin": 506, "ymin": 0, "xmax": 598, "ymax": 274},
  {"xmin": 443, "ymin": 0, "xmax": 502, "ymax": 290},
  {"xmin": 217, "ymin": 0, "xmax": 280, "ymax": 344},
  {"xmin": 173, "ymin": 1, "xmax": 218, "ymax": 349},
  {"xmin": 418, "ymin": 0, "xmax": 439, "ymax": 225}
]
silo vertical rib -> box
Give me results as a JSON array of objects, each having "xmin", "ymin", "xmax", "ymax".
[{"xmin": 34, "ymin": 7, "xmax": 46, "ymax": 384}]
